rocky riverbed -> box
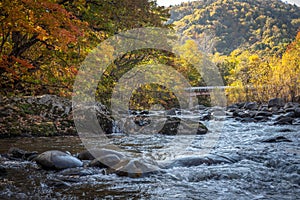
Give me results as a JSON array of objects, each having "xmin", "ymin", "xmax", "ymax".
[{"xmin": 0, "ymin": 95, "xmax": 300, "ymax": 199}]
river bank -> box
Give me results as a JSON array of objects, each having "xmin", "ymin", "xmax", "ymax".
[{"xmin": 1, "ymin": 95, "xmax": 300, "ymax": 138}]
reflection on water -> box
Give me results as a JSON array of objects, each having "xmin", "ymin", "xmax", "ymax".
[{"xmin": 0, "ymin": 118, "xmax": 299, "ymax": 199}]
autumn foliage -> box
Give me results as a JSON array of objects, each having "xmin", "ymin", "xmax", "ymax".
[
  {"xmin": 0, "ymin": 0, "xmax": 168, "ymax": 96},
  {"xmin": 223, "ymin": 31, "xmax": 300, "ymax": 103}
]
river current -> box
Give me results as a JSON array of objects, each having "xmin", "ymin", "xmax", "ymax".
[{"xmin": 0, "ymin": 116, "xmax": 299, "ymax": 199}]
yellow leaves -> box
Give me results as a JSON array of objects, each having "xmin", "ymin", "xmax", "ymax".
[
  {"xmin": 226, "ymin": 32, "xmax": 300, "ymax": 103},
  {"xmin": 35, "ymin": 26, "xmax": 48, "ymax": 40},
  {"xmin": 248, "ymin": 54, "xmax": 259, "ymax": 62}
]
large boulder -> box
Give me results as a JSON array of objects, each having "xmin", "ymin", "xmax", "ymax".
[
  {"xmin": 35, "ymin": 150, "xmax": 83, "ymax": 170},
  {"xmin": 72, "ymin": 102, "xmax": 114, "ymax": 134},
  {"xmin": 158, "ymin": 117, "xmax": 181, "ymax": 135},
  {"xmin": 158, "ymin": 117, "xmax": 208, "ymax": 135},
  {"xmin": 268, "ymin": 98, "xmax": 285, "ymax": 108}
]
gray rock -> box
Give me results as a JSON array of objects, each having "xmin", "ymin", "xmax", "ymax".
[
  {"xmin": 197, "ymin": 123, "xmax": 208, "ymax": 134},
  {"xmin": 254, "ymin": 116, "xmax": 269, "ymax": 122},
  {"xmin": 244, "ymin": 102, "xmax": 258, "ymax": 110},
  {"xmin": 262, "ymin": 136, "xmax": 292, "ymax": 143},
  {"xmin": 108, "ymin": 158, "xmax": 160, "ymax": 178},
  {"xmin": 165, "ymin": 108, "xmax": 178, "ymax": 116},
  {"xmin": 295, "ymin": 108, "xmax": 300, "ymax": 118},
  {"xmin": 15, "ymin": 193, "xmax": 28, "ymax": 199},
  {"xmin": 78, "ymin": 149, "xmax": 124, "ymax": 161},
  {"xmin": 159, "ymin": 117, "xmax": 181, "ymax": 135},
  {"xmin": 294, "ymin": 118, "xmax": 300, "ymax": 125},
  {"xmin": 58, "ymin": 168, "xmax": 96, "ymax": 176},
  {"xmin": 199, "ymin": 113, "xmax": 211, "ymax": 121},
  {"xmin": 164, "ymin": 154, "xmax": 240, "ymax": 168},
  {"xmin": 89, "ymin": 154, "xmax": 121, "ymax": 168},
  {"xmin": 255, "ymin": 111, "xmax": 272, "ymax": 117},
  {"xmin": 77, "ymin": 150, "xmax": 95, "ymax": 160},
  {"xmin": 274, "ymin": 116, "xmax": 294, "ymax": 125},
  {"xmin": 268, "ymin": 98, "xmax": 285, "ymax": 108},
  {"xmin": 35, "ymin": 150, "xmax": 83, "ymax": 170},
  {"xmin": 47, "ymin": 178, "xmax": 72, "ymax": 188},
  {"xmin": 241, "ymin": 117, "xmax": 255, "ymax": 123},
  {"xmin": 284, "ymin": 102, "xmax": 298, "ymax": 110},
  {"xmin": 0, "ymin": 165, "xmax": 6, "ymax": 176},
  {"xmin": 192, "ymin": 104, "xmax": 207, "ymax": 111},
  {"xmin": 284, "ymin": 112, "xmax": 295, "ymax": 118},
  {"xmin": 233, "ymin": 111, "xmax": 250, "ymax": 118},
  {"xmin": 8, "ymin": 147, "xmax": 38, "ymax": 160},
  {"xmin": 229, "ymin": 102, "xmax": 245, "ymax": 109}
]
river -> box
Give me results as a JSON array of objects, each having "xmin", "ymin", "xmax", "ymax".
[{"xmin": 0, "ymin": 117, "xmax": 299, "ymax": 199}]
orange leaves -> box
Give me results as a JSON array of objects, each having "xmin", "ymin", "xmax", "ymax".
[
  {"xmin": 0, "ymin": 0, "xmax": 169, "ymax": 97},
  {"xmin": 12, "ymin": 56, "xmax": 35, "ymax": 69},
  {"xmin": 2, "ymin": 0, "xmax": 86, "ymax": 51}
]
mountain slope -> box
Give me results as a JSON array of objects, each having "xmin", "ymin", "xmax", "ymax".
[{"xmin": 170, "ymin": 0, "xmax": 300, "ymax": 54}]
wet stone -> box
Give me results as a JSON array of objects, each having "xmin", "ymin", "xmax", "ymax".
[
  {"xmin": 0, "ymin": 165, "xmax": 6, "ymax": 176},
  {"xmin": 89, "ymin": 154, "xmax": 122, "ymax": 168},
  {"xmin": 244, "ymin": 102, "xmax": 258, "ymax": 110},
  {"xmin": 268, "ymin": 98, "xmax": 285, "ymax": 108},
  {"xmin": 274, "ymin": 116, "xmax": 294, "ymax": 125},
  {"xmin": 108, "ymin": 158, "xmax": 160, "ymax": 178},
  {"xmin": 261, "ymin": 136, "xmax": 292, "ymax": 143},
  {"xmin": 8, "ymin": 147, "xmax": 38, "ymax": 160},
  {"xmin": 34, "ymin": 150, "xmax": 83, "ymax": 170},
  {"xmin": 78, "ymin": 149, "xmax": 125, "ymax": 161}
]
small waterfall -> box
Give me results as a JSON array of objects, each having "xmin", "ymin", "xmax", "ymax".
[{"xmin": 112, "ymin": 120, "xmax": 122, "ymax": 133}]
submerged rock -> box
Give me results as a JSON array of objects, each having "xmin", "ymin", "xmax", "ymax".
[
  {"xmin": 163, "ymin": 154, "xmax": 240, "ymax": 169},
  {"xmin": 89, "ymin": 154, "xmax": 122, "ymax": 168},
  {"xmin": 107, "ymin": 158, "xmax": 160, "ymax": 178},
  {"xmin": 47, "ymin": 178, "xmax": 72, "ymax": 188},
  {"xmin": 261, "ymin": 136, "xmax": 292, "ymax": 143},
  {"xmin": 274, "ymin": 116, "xmax": 294, "ymax": 125},
  {"xmin": 82, "ymin": 149, "xmax": 160, "ymax": 178},
  {"xmin": 8, "ymin": 147, "xmax": 38, "ymax": 160},
  {"xmin": 84, "ymin": 149, "xmax": 124, "ymax": 168},
  {"xmin": 34, "ymin": 150, "xmax": 83, "ymax": 170},
  {"xmin": 78, "ymin": 149, "xmax": 125, "ymax": 161}
]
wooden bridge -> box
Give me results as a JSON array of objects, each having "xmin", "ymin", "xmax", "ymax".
[{"xmin": 185, "ymin": 86, "xmax": 234, "ymax": 96}]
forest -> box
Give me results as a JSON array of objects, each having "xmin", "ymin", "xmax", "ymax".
[
  {"xmin": 171, "ymin": 0, "xmax": 300, "ymax": 103},
  {"xmin": 0, "ymin": 0, "xmax": 299, "ymax": 105}
]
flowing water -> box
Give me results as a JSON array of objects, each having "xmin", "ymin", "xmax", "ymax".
[{"xmin": 0, "ymin": 117, "xmax": 299, "ymax": 199}]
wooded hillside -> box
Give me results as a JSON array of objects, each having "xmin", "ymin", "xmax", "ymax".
[{"xmin": 170, "ymin": 0, "xmax": 300, "ymax": 54}]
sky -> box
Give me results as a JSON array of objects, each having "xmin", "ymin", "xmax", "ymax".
[{"xmin": 156, "ymin": 0, "xmax": 300, "ymax": 7}]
